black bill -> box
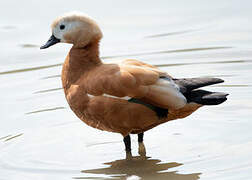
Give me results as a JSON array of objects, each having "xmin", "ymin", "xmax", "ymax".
[{"xmin": 40, "ymin": 34, "xmax": 60, "ymax": 49}]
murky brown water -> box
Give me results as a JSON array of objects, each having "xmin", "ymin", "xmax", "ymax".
[{"xmin": 1, "ymin": 0, "xmax": 252, "ymax": 179}]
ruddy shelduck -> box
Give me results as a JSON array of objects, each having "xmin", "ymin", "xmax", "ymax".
[{"xmin": 41, "ymin": 12, "xmax": 228, "ymax": 159}]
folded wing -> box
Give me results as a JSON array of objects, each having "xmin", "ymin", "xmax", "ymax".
[{"xmin": 82, "ymin": 59, "xmax": 187, "ymax": 109}]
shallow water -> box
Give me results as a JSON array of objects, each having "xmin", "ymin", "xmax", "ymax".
[{"xmin": 1, "ymin": 0, "xmax": 252, "ymax": 179}]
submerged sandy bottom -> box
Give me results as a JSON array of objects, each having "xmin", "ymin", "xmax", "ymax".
[{"xmin": 1, "ymin": 0, "xmax": 252, "ymax": 179}]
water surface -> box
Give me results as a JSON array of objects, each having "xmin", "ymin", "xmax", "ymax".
[{"xmin": 0, "ymin": 0, "xmax": 252, "ymax": 179}]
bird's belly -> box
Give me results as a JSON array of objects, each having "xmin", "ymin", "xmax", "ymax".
[
  {"xmin": 70, "ymin": 95, "xmax": 160, "ymax": 136},
  {"xmin": 68, "ymin": 94, "xmax": 201, "ymax": 136}
]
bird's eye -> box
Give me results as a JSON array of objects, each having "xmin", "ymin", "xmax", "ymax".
[{"xmin": 60, "ymin": 25, "xmax": 65, "ymax": 30}]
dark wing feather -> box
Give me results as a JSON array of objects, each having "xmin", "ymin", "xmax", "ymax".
[
  {"xmin": 172, "ymin": 77, "xmax": 228, "ymax": 105},
  {"xmin": 186, "ymin": 89, "xmax": 228, "ymax": 105},
  {"xmin": 173, "ymin": 77, "xmax": 224, "ymax": 94}
]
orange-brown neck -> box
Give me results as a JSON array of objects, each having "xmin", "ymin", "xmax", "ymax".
[{"xmin": 61, "ymin": 39, "xmax": 102, "ymax": 92}]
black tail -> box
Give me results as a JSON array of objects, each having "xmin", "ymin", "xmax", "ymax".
[
  {"xmin": 186, "ymin": 89, "xmax": 228, "ymax": 105},
  {"xmin": 173, "ymin": 77, "xmax": 228, "ymax": 105}
]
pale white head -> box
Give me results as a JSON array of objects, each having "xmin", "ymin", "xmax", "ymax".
[{"xmin": 40, "ymin": 12, "xmax": 103, "ymax": 49}]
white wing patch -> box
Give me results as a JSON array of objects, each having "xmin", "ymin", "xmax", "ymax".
[
  {"xmin": 87, "ymin": 93, "xmax": 131, "ymax": 100},
  {"xmin": 103, "ymin": 94, "xmax": 131, "ymax": 100},
  {"xmin": 148, "ymin": 78, "xmax": 187, "ymax": 109}
]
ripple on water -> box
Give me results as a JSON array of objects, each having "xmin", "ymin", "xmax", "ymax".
[
  {"xmin": 0, "ymin": 63, "xmax": 62, "ymax": 75},
  {"xmin": 144, "ymin": 28, "xmax": 200, "ymax": 38},
  {"xmin": 101, "ymin": 47, "xmax": 232, "ymax": 60},
  {"xmin": 33, "ymin": 88, "xmax": 63, "ymax": 94},
  {"xmin": 0, "ymin": 134, "xmax": 23, "ymax": 142},
  {"xmin": 0, "ymin": 25, "xmax": 17, "ymax": 30},
  {"xmin": 19, "ymin": 44, "xmax": 40, "ymax": 48},
  {"xmin": 41, "ymin": 75, "xmax": 61, "ymax": 80},
  {"xmin": 155, "ymin": 59, "xmax": 252, "ymax": 67},
  {"xmin": 0, "ymin": 135, "xmax": 12, "ymax": 141},
  {"xmin": 25, "ymin": 107, "xmax": 66, "ymax": 115}
]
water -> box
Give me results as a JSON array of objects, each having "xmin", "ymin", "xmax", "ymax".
[{"xmin": 0, "ymin": 0, "xmax": 252, "ymax": 179}]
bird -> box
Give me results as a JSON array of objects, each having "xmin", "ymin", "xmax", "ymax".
[{"xmin": 40, "ymin": 12, "xmax": 228, "ymax": 159}]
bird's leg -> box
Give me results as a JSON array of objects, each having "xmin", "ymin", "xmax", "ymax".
[
  {"xmin": 123, "ymin": 135, "xmax": 132, "ymax": 160},
  {"xmin": 138, "ymin": 132, "xmax": 146, "ymax": 157}
]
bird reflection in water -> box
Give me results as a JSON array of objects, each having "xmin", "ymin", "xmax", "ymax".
[{"xmin": 74, "ymin": 157, "xmax": 201, "ymax": 180}]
